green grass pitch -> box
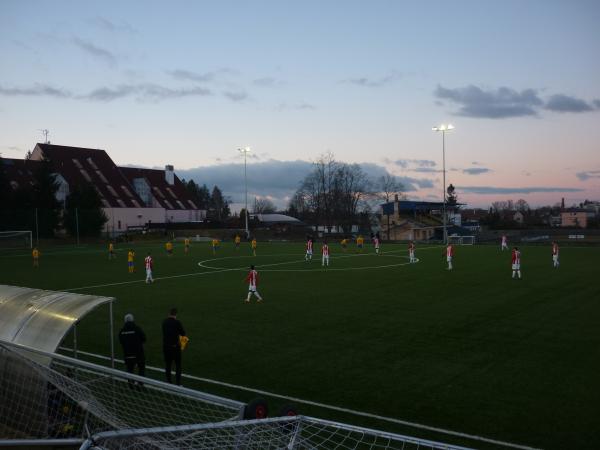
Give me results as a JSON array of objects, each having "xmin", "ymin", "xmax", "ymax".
[{"xmin": 2, "ymin": 240, "xmax": 599, "ymax": 449}]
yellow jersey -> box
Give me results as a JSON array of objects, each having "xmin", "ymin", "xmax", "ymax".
[
  {"xmin": 212, "ymin": 239, "xmax": 219, "ymax": 247},
  {"xmin": 127, "ymin": 251, "xmax": 134, "ymax": 262},
  {"xmin": 357, "ymin": 237, "xmax": 364, "ymax": 245},
  {"xmin": 251, "ymin": 239, "xmax": 257, "ymax": 248},
  {"xmin": 166, "ymin": 242, "xmax": 173, "ymax": 251},
  {"xmin": 184, "ymin": 238, "xmax": 190, "ymax": 246},
  {"xmin": 235, "ymin": 236, "xmax": 241, "ymax": 244},
  {"xmin": 109, "ymin": 243, "xmax": 114, "ymax": 252},
  {"xmin": 341, "ymin": 239, "xmax": 348, "ymax": 246},
  {"xmin": 32, "ymin": 249, "xmax": 39, "ymax": 259}
]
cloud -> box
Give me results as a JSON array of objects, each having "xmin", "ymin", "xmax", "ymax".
[
  {"xmin": 343, "ymin": 71, "xmax": 403, "ymax": 88},
  {"xmin": 277, "ymin": 102, "xmax": 316, "ymax": 111},
  {"xmin": 89, "ymin": 17, "xmax": 137, "ymax": 34},
  {"xmin": 72, "ymin": 37, "xmax": 117, "ymax": 67},
  {"xmin": 83, "ymin": 83, "xmax": 212, "ymax": 102},
  {"xmin": 459, "ymin": 186, "xmax": 583, "ymax": 194},
  {"xmin": 394, "ymin": 159, "xmax": 436, "ymax": 169},
  {"xmin": 576, "ymin": 170, "xmax": 600, "ymax": 181},
  {"xmin": 435, "ymin": 84, "xmax": 543, "ymax": 118},
  {"xmin": 544, "ymin": 94, "xmax": 594, "ymax": 113},
  {"xmin": 222, "ymin": 91, "xmax": 248, "ymax": 102},
  {"xmin": 462, "ymin": 167, "xmax": 491, "ymax": 175},
  {"xmin": 0, "ymin": 84, "xmax": 71, "ymax": 98},
  {"xmin": 253, "ymin": 77, "xmax": 283, "ymax": 87},
  {"xmin": 594, "ymin": 99, "xmax": 600, "ymax": 109},
  {"xmin": 168, "ymin": 68, "xmax": 238, "ymax": 83}
]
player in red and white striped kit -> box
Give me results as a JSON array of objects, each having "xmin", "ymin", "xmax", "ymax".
[
  {"xmin": 244, "ymin": 265, "xmax": 263, "ymax": 303},
  {"xmin": 501, "ymin": 235, "xmax": 508, "ymax": 251},
  {"xmin": 408, "ymin": 241, "xmax": 416, "ymax": 263},
  {"xmin": 144, "ymin": 253, "xmax": 154, "ymax": 283},
  {"xmin": 511, "ymin": 247, "xmax": 521, "ymax": 279},
  {"xmin": 446, "ymin": 243, "xmax": 454, "ymax": 270},
  {"xmin": 373, "ymin": 235, "xmax": 380, "ymax": 255},
  {"xmin": 305, "ymin": 237, "xmax": 313, "ymax": 261},
  {"xmin": 321, "ymin": 242, "xmax": 330, "ymax": 267},
  {"xmin": 552, "ymin": 241, "xmax": 560, "ymax": 268}
]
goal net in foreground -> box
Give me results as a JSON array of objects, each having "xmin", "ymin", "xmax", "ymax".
[
  {"xmin": 447, "ymin": 235, "xmax": 476, "ymax": 245},
  {"xmin": 0, "ymin": 340, "xmax": 473, "ymax": 450},
  {"xmin": 0, "ymin": 230, "xmax": 32, "ymax": 249}
]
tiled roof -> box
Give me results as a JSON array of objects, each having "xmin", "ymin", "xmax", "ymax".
[{"xmin": 2, "ymin": 158, "xmax": 39, "ymax": 191}]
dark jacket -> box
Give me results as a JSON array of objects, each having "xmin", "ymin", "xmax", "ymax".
[
  {"xmin": 162, "ymin": 317, "xmax": 186, "ymax": 349},
  {"xmin": 118, "ymin": 322, "xmax": 146, "ymax": 358}
]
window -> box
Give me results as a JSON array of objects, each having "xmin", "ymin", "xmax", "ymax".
[
  {"xmin": 188, "ymin": 200, "xmax": 198, "ymax": 209},
  {"xmin": 164, "ymin": 200, "xmax": 174, "ymax": 209},
  {"xmin": 131, "ymin": 199, "xmax": 141, "ymax": 208},
  {"xmin": 121, "ymin": 185, "xmax": 134, "ymax": 197},
  {"xmin": 118, "ymin": 220, "xmax": 121, "ymax": 230},
  {"xmin": 79, "ymin": 169, "xmax": 92, "ymax": 182},
  {"xmin": 116, "ymin": 199, "xmax": 127, "ymax": 207},
  {"xmin": 86, "ymin": 157, "xmax": 99, "ymax": 170},
  {"xmin": 166, "ymin": 187, "xmax": 177, "ymax": 199},
  {"xmin": 101, "ymin": 198, "xmax": 111, "ymax": 207},
  {"xmin": 95, "ymin": 170, "xmax": 109, "ymax": 183},
  {"xmin": 106, "ymin": 185, "xmax": 119, "ymax": 197},
  {"xmin": 72, "ymin": 158, "xmax": 83, "ymax": 169},
  {"xmin": 10, "ymin": 180, "xmax": 19, "ymax": 189},
  {"xmin": 153, "ymin": 186, "xmax": 165, "ymax": 198},
  {"xmin": 133, "ymin": 178, "xmax": 151, "ymax": 206},
  {"xmin": 176, "ymin": 200, "xmax": 185, "ymax": 209}
]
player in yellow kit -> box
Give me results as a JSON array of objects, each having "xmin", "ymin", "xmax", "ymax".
[
  {"xmin": 340, "ymin": 238, "xmax": 348, "ymax": 252},
  {"xmin": 184, "ymin": 238, "xmax": 190, "ymax": 254},
  {"xmin": 356, "ymin": 235, "xmax": 364, "ymax": 252},
  {"xmin": 32, "ymin": 247, "xmax": 40, "ymax": 268},
  {"xmin": 165, "ymin": 241, "xmax": 173, "ymax": 256},
  {"xmin": 211, "ymin": 238, "xmax": 220, "ymax": 255},
  {"xmin": 127, "ymin": 249, "xmax": 135, "ymax": 273},
  {"xmin": 108, "ymin": 242, "xmax": 115, "ymax": 260},
  {"xmin": 251, "ymin": 237, "xmax": 257, "ymax": 256},
  {"xmin": 234, "ymin": 235, "xmax": 241, "ymax": 250}
]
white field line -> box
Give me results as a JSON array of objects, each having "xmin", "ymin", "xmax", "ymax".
[
  {"xmin": 63, "ymin": 247, "xmax": 437, "ymax": 292},
  {"xmin": 59, "ymin": 347, "xmax": 541, "ymax": 450}
]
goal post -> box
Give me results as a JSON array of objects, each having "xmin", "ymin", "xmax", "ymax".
[
  {"xmin": 0, "ymin": 230, "xmax": 33, "ymax": 249},
  {"xmin": 447, "ymin": 235, "xmax": 476, "ymax": 245}
]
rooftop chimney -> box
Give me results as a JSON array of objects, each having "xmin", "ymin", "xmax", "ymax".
[
  {"xmin": 561, "ymin": 197, "xmax": 565, "ymax": 209},
  {"xmin": 165, "ymin": 165, "xmax": 174, "ymax": 185}
]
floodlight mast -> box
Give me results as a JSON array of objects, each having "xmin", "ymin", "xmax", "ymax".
[
  {"xmin": 237, "ymin": 147, "xmax": 251, "ymax": 239},
  {"xmin": 432, "ymin": 124, "xmax": 454, "ymax": 244}
]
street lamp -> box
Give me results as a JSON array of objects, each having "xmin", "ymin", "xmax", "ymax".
[
  {"xmin": 432, "ymin": 124, "xmax": 454, "ymax": 244},
  {"xmin": 237, "ymin": 146, "xmax": 251, "ymax": 239}
]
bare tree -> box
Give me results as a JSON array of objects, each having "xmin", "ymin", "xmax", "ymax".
[
  {"xmin": 253, "ymin": 197, "xmax": 276, "ymax": 214},
  {"xmin": 376, "ymin": 174, "xmax": 404, "ymax": 239}
]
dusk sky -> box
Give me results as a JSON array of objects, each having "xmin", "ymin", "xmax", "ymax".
[{"xmin": 1, "ymin": 0, "xmax": 599, "ymax": 210}]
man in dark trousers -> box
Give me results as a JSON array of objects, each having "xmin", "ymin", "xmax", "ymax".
[
  {"xmin": 162, "ymin": 308, "xmax": 186, "ymax": 385},
  {"xmin": 118, "ymin": 313, "xmax": 146, "ymax": 387}
]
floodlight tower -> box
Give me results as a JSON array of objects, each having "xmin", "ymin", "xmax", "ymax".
[
  {"xmin": 237, "ymin": 147, "xmax": 251, "ymax": 238},
  {"xmin": 432, "ymin": 124, "xmax": 454, "ymax": 244}
]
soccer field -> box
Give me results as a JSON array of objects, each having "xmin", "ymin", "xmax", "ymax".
[{"xmin": 2, "ymin": 240, "xmax": 599, "ymax": 449}]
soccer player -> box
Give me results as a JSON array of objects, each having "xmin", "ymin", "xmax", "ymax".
[
  {"xmin": 32, "ymin": 247, "xmax": 40, "ymax": 268},
  {"xmin": 234, "ymin": 234, "xmax": 241, "ymax": 250},
  {"xmin": 305, "ymin": 237, "xmax": 313, "ymax": 261},
  {"xmin": 408, "ymin": 241, "xmax": 416, "ymax": 263},
  {"xmin": 552, "ymin": 241, "xmax": 560, "ymax": 268},
  {"xmin": 501, "ymin": 235, "xmax": 508, "ymax": 251},
  {"xmin": 322, "ymin": 241, "xmax": 330, "ymax": 266},
  {"xmin": 251, "ymin": 237, "xmax": 257, "ymax": 256},
  {"xmin": 341, "ymin": 238, "xmax": 348, "ymax": 252},
  {"xmin": 356, "ymin": 235, "xmax": 364, "ymax": 252},
  {"xmin": 127, "ymin": 249, "xmax": 135, "ymax": 273},
  {"xmin": 244, "ymin": 265, "xmax": 263, "ymax": 303},
  {"xmin": 184, "ymin": 237, "xmax": 190, "ymax": 254},
  {"xmin": 165, "ymin": 241, "xmax": 173, "ymax": 257},
  {"xmin": 373, "ymin": 235, "xmax": 380, "ymax": 255},
  {"xmin": 511, "ymin": 246, "xmax": 522, "ymax": 279},
  {"xmin": 211, "ymin": 238, "xmax": 220, "ymax": 255},
  {"xmin": 145, "ymin": 253, "xmax": 154, "ymax": 283},
  {"xmin": 108, "ymin": 241, "xmax": 115, "ymax": 260},
  {"xmin": 446, "ymin": 243, "xmax": 454, "ymax": 270}
]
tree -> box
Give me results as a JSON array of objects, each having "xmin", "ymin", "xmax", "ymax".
[
  {"xmin": 253, "ymin": 197, "xmax": 276, "ymax": 214},
  {"xmin": 31, "ymin": 158, "xmax": 61, "ymax": 237},
  {"xmin": 63, "ymin": 185, "xmax": 108, "ymax": 237},
  {"xmin": 515, "ymin": 199, "xmax": 530, "ymax": 212},
  {"xmin": 375, "ymin": 174, "xmax": 404, "ymax": 238},
  {"xmin": 209, "ymin": 185, "xmax": 230, "ymax": 221}
]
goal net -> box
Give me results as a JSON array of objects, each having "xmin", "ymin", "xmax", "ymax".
[
  {"xmin": 0, "ymin": 340, "xmax": 473, "ymax": 450},
  {"xmin": 447, "ymin": 235, "xmax": 475, "ymax": 245},
  {"xmin": 0, "ymin": 230, "xmax": 33, "ymax": 249}
]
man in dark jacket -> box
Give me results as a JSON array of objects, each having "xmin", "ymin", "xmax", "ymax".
[
  {"xmin": 162, "ymin": 308, "xmax": 186, "ymax": 385},
  {"xmin": 118, "ymin": 313, "xmax": 146, "ymax": 386}
]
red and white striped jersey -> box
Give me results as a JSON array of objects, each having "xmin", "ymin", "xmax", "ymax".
[
  {"xmin": 246, "ymin": 270, "xmax": 259, "ymax": 287},
  {"xmin": 552, "ymin": 243, "xmax": 559, "ymax": 256},
  {"xmin": 512, "ymin": 249, "xmax": 521, "ymax": 264},
  {"xmin": 446, "ymin": 245, "xmax": 453, "ymax": 257},
  {"xmin": 373, "ymin": 238, "xmax": 380, "ymax": 247},
  {"xmin": 502, "ymin": 235, "xmax": 507, "ymax": 244},
  {"xmin": 409, "ymin": 243, "xmax": 415, "ymax": 252},
  {"xmin": 306, "ymin": 240, "xmax": 313, "ymax": 251},
  {"xmin": 322, "ymin": 244, "xmax": 329, "ymax": 256},
  {"xmin": 144, "ymin": 256, "xmax": 153, "ymax": 270}
]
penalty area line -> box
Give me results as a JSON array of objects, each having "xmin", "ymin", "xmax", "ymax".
[{"xmin": 59, "ymin": 348, "xmax": 540, "ymax": 450}]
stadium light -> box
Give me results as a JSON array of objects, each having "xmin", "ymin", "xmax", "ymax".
[
  {"xmin": 237, "ymin": 147, "xmax": 251, "ymax": 239},
  {"xmin": 432, "ymin": 124, "xmax": 454, "ymax": 244}
]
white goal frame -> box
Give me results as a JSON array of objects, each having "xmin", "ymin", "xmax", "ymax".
[
  {"xmin": 0, "ymin": 230, "xmax": 33, "ymax": 249},
  {"xmin": 447, "ymin": 235, "xmax": 475, "ymax": 245}
]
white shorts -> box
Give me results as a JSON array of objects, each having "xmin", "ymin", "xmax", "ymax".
[
  {"xmin": 512, "ymin": 263, "xmax": 520, "ymax": 270},
  {"xmin": 552, "ymin": 255, "xmax": 558, "ymax": 262},
  {"xmin": 248, "ymin": 284, "xmax": 257, "ymax": 292},
  {"xmin": 446, "ymin": 256, "xmax": 452, "ymax": 262},
  {"xmin": 146, "ymin": 268, "xmax": 153, "ymax": 277},
  {"xmin": 306, "ymin": 250, "xmax": 313, "ymax": 255}
]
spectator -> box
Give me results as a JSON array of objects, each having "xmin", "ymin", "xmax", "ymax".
[
  {"xmin": 118, "ymin": 313, "xmax": 146, "ymax": 387},
  {"xmin": 162, "ymin": 308, "xmax": 186, "ymax": 385}
]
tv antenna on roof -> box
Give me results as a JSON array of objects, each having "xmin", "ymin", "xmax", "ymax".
[{"xmin": 38, "ymin": 129, "xmax": 50, "ymax": 144}]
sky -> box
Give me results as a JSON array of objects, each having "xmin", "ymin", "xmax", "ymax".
[{"xmin": 1, "ymin": 0, "xmax": 599, "ymax": 211}]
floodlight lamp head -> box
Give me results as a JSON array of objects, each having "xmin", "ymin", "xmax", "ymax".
[{"xmin": 238, "ymin": 146, "xmax": 251, "ymax": 154}]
